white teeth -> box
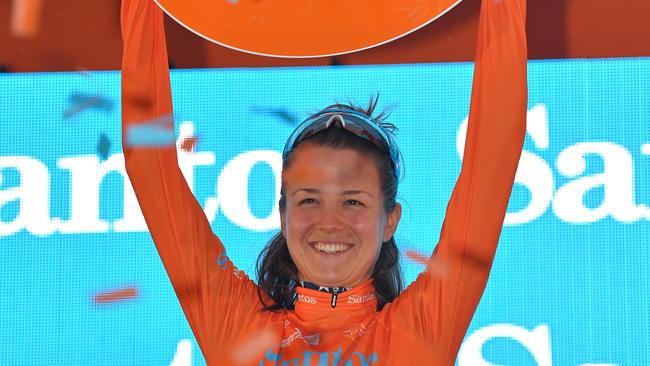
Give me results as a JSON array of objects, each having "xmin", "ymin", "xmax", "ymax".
[{"xmin": 313, "ymin": 242, "xmax": 351, "ymax": 254}]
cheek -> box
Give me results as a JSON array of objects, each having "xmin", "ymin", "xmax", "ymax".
[
  {"xmin": 348, "ymin": 215, "xmax": 373, "ymax": 233},
  {"xmin": 284, "ymin": 207, "xmax": 315, "ymax": 241},
  {"xmin": 284, "ymin": 205, "xmax": 385, "ymax": 244},
  {"xmin": 347, "ymin": 211, "xmax": 386, "ymax": 243}
]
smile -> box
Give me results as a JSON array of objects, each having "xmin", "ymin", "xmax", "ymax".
[{"xmin": 311, "ymin": 242, "xmax": 352, "ymax": 254}]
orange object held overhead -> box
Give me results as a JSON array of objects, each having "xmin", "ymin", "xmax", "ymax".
[
  {"xmin": 153, "ymin": 0, "xmax": 463, "ymax": 57},
  {"xmin": 121, "ymin": 0, "xmax": 527, "ymax": 364}
]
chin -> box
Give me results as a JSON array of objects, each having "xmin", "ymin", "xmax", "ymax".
[
  {"xmin": 313, "ymin": 272, "xmax": 366, "ymax": 288},
  {"xmin": 313, "ymin": 275, "xmax": 347, "ymax": 287}
]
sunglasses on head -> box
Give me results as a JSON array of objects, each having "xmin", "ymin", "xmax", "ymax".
[{"xmin": 282, "ymin": 109, "xmax": 401, "ymax": 179}]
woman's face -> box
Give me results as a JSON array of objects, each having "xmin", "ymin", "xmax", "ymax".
[{"xmin": 280, "ymin": 143, "xmax": 401, "ymax": 288}]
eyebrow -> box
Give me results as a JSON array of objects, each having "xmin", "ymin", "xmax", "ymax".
[{"xmin": 292, "ymin": 188, "xmax": 374, "ymax": 198}]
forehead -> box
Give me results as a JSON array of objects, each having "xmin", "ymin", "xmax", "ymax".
[{"xmin": 282, "ymin": 144, "xmax": 381, "ymax": 190}]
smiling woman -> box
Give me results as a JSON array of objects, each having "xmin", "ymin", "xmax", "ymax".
[
  {"xmin": 121, "ymin": 0, "xmax": 527, "ymax": 364},
  {"xmin": 257, "ymin": 102, "xmax": 403, "ymax": 311}
]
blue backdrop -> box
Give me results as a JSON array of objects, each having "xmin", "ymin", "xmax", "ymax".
[{"xmin": 1, "ymin": 57, "xmax": 649, "ymax": 365}]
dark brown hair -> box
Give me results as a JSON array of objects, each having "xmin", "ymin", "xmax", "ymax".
[{"xmin": 256, "ymin": 96, "xmax": 403, "ymax": 311}]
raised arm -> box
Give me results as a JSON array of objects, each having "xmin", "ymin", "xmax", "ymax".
[
  {"xmin": 386, "ymin": 0, "xmax": 528, "ymax": 359},
  {"xmin": 120, "ymin": 0, "xmax": 262, "ymax": 355},
  {"xmin": 434, "ymin": 0, "xmax": 528, "ymax": 353},
  {"xmin": 442, "ymin": 0, "xmax": 528, "ymax": 267}
]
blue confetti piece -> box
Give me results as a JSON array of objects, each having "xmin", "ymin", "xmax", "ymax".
[
  {"xmin": 97, "ymin": 133, "xmax": 111, "ymax": 160},
  {"xmin": 125, "ymin": 115, "xmax": 176, "ymax": 147},
  {"xmin": 64, "ymin": 93, "xmax": 113, "ymax": 118}
]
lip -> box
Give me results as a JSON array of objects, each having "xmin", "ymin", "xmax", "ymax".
[
  {"xmin": 309, "ymin": 240, "xmax": 352, "ymax": 245},
  {"xmin": 308, "ymin": 241, "xmax": 354, "ymax": 256}
]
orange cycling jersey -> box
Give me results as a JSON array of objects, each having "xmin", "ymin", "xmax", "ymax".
[{"xmin": 121, "ymin": 0, "xmax": 527, "ymax": 364}]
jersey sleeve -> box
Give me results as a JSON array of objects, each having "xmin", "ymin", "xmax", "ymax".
[
  {"xmin": 120, "ymin": 0, "xmax": 265, "ymax": 354},
  {"xmin": 385, "ymin": 0, "xmax": 528, "ymax": 359}
]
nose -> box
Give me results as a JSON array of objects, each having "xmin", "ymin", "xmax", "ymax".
[{"xmin": 315, "ymin": 205, "xmax": 344, "ymax": 232}]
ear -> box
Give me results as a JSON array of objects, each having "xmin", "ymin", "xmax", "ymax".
[{"xmin": 382, "ymin": 202, "xmax": 402, "ymax": 242}]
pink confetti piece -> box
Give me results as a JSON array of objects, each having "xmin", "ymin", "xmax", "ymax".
[
  {"xmin": 231, "ymin": 327, "xmax": 279, "ymax": 365},
  {"xmin": 405, "ymin": 249, "xmax": 449, "ymax": 277}
]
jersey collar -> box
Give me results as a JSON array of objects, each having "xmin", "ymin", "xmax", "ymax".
[{"xmin": 294, "ymin": 279, "xmax": 377, "ymax": 313}]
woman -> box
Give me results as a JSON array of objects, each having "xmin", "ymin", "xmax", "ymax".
[{"xmin": 121, "ymin": 0, "xmax": 527, "ymax": 364}]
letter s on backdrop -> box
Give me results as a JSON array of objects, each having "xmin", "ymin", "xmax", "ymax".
[{"xmin": 457, "ymin": 324, "xmax": 552, "ymax": 366}]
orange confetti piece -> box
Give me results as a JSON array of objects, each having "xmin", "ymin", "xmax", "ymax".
[
  {"xmin": 405, "ymin": 249, "xmax": 429, "ymax": 265},
  {"xmin": 180, "ymin": 136, "xmax": 198, "ymax": 152},
  {"xmin": 93, "ymin": 286, "xmax": 139, "ymax": 304}
]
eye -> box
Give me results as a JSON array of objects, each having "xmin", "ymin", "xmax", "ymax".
[
  {"xmin": 345, "ymin": 199, "xmax": 363, "ymax": 206},
  {"xmin": 299, "ymin": 198, "xmax": 317, "ymax": 205}
]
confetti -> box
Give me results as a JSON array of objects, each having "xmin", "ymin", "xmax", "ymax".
[
  {"xmin": 251, "ymin": 107, "xmax": 299, "ymax": 125},
  {"xmin": 63, "ymin": 93, "xmax": 113, "ymax": 118},
  {"xmin": 125, "ymin": 114, "xmax": 176, "ymax": 148},
  {"xmin": 405, "ymin": 249, "xmax": 429, "ymax": 265},
  {"xmin": 97, "ymin": 133, "xmax": 111, "ymax": 160},
  {"xmin": 405, "ymin": 249, "xmax": 449, "ymax": 277},
  {"xmin": 180, "ymin": 135, "xmax": 199, "ymax": 152},
  {"xmin": 231, "ymin": 327, "xmax": 279, "ymax": 365},
  {"xmin": 70, "ymin": 93, "xmax": 112, "ymax": 111},
  {"xmin": 93, "ymin": 286, "xmax": 139, "ymax": 304}
]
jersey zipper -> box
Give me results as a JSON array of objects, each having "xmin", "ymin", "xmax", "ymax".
[{"xmin": 330, "ymin": 287, "xmax": 339, "ymax": 308}]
